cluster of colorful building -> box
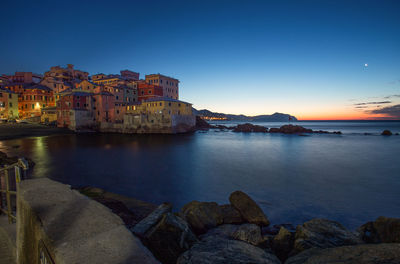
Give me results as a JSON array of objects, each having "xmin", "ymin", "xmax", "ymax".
[{"xmin": 0, "ymin": 64, "xmax": 195, "ymax": 133}]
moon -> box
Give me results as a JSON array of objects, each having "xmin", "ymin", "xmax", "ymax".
[{"xmin": 364, "ymin": 63, "xmax": 368, "ymax": 67}]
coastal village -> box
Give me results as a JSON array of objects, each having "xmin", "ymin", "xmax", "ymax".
[{"xmin": 0, "ymin": 65, "xmax": 195, "ymax": 133}]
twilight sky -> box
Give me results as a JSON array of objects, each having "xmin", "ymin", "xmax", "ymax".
[{"xmin": 1, "ymin": 0, "xmax": 400, "ymax": 120}]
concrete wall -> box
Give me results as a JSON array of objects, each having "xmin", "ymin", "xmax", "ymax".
[{"xmin": 16, "ymin": 178, "xmax": 159, "ymax": 264}]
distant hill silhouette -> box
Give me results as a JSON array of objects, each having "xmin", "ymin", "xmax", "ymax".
[{"xmin": 193, "ymin": 109, "xmax": 297, "ymax": 122}]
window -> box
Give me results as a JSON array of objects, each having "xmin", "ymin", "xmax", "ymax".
[
  {"xmin": 160, "ymin": 102, "xmax": 162, "ymax": 106},
  {"xmin": 9, "ymin": 102, "xmax": 12, "ymax": 107},
  {"xmin": 149, "ymin": 90, "xmax": 152, "ymax": 94},
  {"xmin": 32, "ymin": 104, "xmax": 34, "ymax": 109},
  {"xmin": 0, "ymin": 93, "xmax": 2, "ymax": 97},
  {"xmin": 117, "ymin": 110, "xmax": 119, "ymax": 114},
  {"xmin": 77, "ymin": 102, "xmax": 80, "ymax": 107},
  {"xmin": 168, "ymin": 102, "xmax": 171, "ymax": 106},
  {"xmin": 8, "ymin": 94, "xmax": 12, "ymax": 99},
  {"xmin": 116, "ymin": 96, "xmax": 119, "ymax": 100}
]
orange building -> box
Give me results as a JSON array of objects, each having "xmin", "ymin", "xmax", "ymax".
[
  {"xmin": 137, "ymin": 82, "xmax": 163, "ymax": 102},
  {"xmin": 145, "ymin": 74, "xmax": 179, "ymax": 99},
  {"xmin": 18, "ymin": 85, "xmax": 55, "ymax": 118}
]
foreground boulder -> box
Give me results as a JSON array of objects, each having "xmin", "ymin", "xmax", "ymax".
[
  {"xmin": 293, "ymin": 218, "xmax": 362, "ymax": 253},
  {"xmin": 233, "ymin": 123, "xmax": 268, "ymax": 133},
  {"xmin": 133, "ymin": 203, "xmax": 198, "ymax": 264},
  {"xmin": 229, "ymin": 191, "xmax": 270, "ymax": 226},
  {"xmin": 285, "ymin": 243, "xmax": 400, "ymax": 264},
  {"xmin": 219, "ymin": 204, "xmax": 244, "ymax": 224},
  {"xmin": 181, "ymin": 201, "xmax": 223, "ymax": 235},
  {"xmin": 177, "ymin": 236, "xmax": 281, "ymax": 264},
  {"xmin": 358, "ymin": 216, "xmax": 400, "ymax": 243},
  {"xmin": 202, "ymin": 223, "xmax": 264, "ymax": 246},
  {"xmin": 195, "ymin": 116, "xmax": 211, "ymax": 130},
  {"xmin": 273, "ymin": 227, "xmax": 294, "ymax": 262}
]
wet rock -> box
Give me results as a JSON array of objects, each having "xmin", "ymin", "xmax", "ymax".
[
  {"xmin": 285, "ymin": 243, "xmax": 400, "ymax": 264},
  {"xmin": 144, "ymin": 212, "xmax": 198, "ymax": 264},
  {"xmin": 232, "ymin": 223, "xmax": 263, "ymax": 245},
  {"xmin": 0, "ymin": 151, "xmax": 35, "ymax": 168},
  {"xmin": 229, "ymin": 191, "xmax": 270, "ymax": 226},
  {"xmin": 263, "ymin": 224, "xmax": 296, "ymax": 236},
  {"xmin": 181, "ymin": 201, "xmax": 223, "ymax": 235},
  {"xmin": 277, "ymin": 125, "xmax": 313, "ymax": 134},
  {"xmin": 273, "ymin": 227, "xmax": 294, "ymax": 262},
  {"xmin": 233, "ymin": 123, "xmax": 268, "ymax": 133},
  {"xmin": 219, "ymin": 204, "xmax": 244, "ymax": 224},
  {"xmin": 177, "ymin": 236, "xmax": 281, "ymax": 264},
  {"xmin": 132, "ymin": 203, "xmax": 172, "ymax": 238},
  {"xmin": 201, "ymin": 224, "xmax": 239, "ymax": 239},
  {"xmin": 195, "ymin": 116, "xmax": 211, "ymax": 130},
  {"xmin": 382, "ymin": 130, "xmax": 393, "ymax": 135},
  {"xmin": 293, "ymin": 218, "xmax": 362, "ymax": 253},
  {"xmin": 357, "ymin": 216, "xmax": 400, "ymax": 243}
]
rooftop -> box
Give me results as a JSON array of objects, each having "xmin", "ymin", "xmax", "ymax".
[
  {"xmin": 145, "ymin": 74, "xmax": 179, "ymax": 81},
  {"xmin": 143, "ymin": 97, "xmax": 191, "ymax": 105}
]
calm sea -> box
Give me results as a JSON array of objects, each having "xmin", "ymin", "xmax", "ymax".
[{"xmin": 0, "ymin": 121, "xmax": 399, "ymax": 229}]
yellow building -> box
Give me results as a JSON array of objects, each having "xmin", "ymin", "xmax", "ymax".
[
  {"xmin": 124, "ymin": 97, "xmax": 195, "ymax": 133},
  {"xmin": 127, "ymin": 97, "xmax": 192, "ymax": 116},
  {"xmin": 75, "ymin": 80, "xmax": 99, "ymax": 93},
  {"xmin": 0, "ymin": 87, "xmax": 18, "ymax": 120}
]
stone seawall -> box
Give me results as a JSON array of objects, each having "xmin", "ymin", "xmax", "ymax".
[{"xmin": 16, "ymin": 178, "xmax": 159, "ymax": 264}]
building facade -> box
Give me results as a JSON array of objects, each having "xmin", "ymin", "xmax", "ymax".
[
  {"xmin": 18, "ymin": 85, "xmax": 55, "ymax": 118},
  {"xmin": 137, "ymin": 82, "xmax": 163, "ymax": 102},
  {"xmin": 0, "ymin": 88, "xmax": 18, "ymax": 119},
  {"xmin": 2, "ymin": 72, "xmax": 42, "ymax": 84},
  {"xmin": 145, "ymin": 74, "xmax": 179, "ymax": 100}
]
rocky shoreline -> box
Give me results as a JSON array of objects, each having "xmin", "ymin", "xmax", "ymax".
[
  {"xmin": 196, "ymin": 116, "xmax": 400, "ymax": 136},
  {"xmin": 79, "ymin": 187, "xmax": 400, "ymax": 264}
]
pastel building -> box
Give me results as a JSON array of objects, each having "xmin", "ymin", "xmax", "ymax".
[
  {"xmin": 124, "ymin": 97, "xmax": 195, "ymax": 133},
  {"xmin": 145, "ymin": 74, "xmax": 179, "ymax": 100},
  {"xmin": 0, "ymin": 87, "xmax": 19, "ymax": 119},
  {"xmin": 137, "ymin": 82, "xmax": 163, "ymax": 102},
  {"xmin": 17, "ymin": 85, "xmax": 55, "ymax": 119},
  {"xmin": 44, "ymin": 64, "xmax": 88, "ymax": 81},
  {"xmin": 93, "ymin": 91, "xmax": 115, "ymax": 123},
  {"xmin": 57, "ymin": 92, "xmax": 94, "ymax": 130},
  {"xmin": 2, "ymin": 72, "xmax": 42, "ymax": 84}
]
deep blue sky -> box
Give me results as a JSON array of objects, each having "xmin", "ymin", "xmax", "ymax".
[{"xmin": 1, "ymin": 0, "xmax": 400, "ymax": 119}]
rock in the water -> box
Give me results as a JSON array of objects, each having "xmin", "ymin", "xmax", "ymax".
[
  {"xmin": 285, "ymin": 243, "xmax": 400, "ymax": 264},
  {"xmin": 293, "ymin": 218, "xmax": 362, "ymax": 253},
  {"xmin": 177, "ymin": 236, "xmax": 281, "ymax": 264},
  {"xmin": 270, "ymin": 125, "xmax": 313, "ymax": 134},
  {"xmin": 263, "ymin": 224, "xmax": 296, "ymax": 236},
  {"xmin": 233, "ymin": 123, "xmax": 268, "ymax": 133},
  {"xmin": 358, "ymin": 216, "xmax": 400, "ymax": 243},
  {"xmin": 132, "ymin": 203, "xmax": 172, "ymax": 238},
  {"xmin": 201, "ymin": 224, "xmax": 239, "ymax": 239},
  {"xmin": 219, "ymin": 204, "xmax": 244, "ymax": 224},
  {"xmin": 232, "ymin": 223, "xmax": 263, "ymax": 245},
  {"xmin": 229, "ymin": 191, "xmax": 270, "ymax": 226},
  {"xmin": 195, "ymin": 116, "xmax": 211, "ymax": 130},
  {"xmin": 382, "ymin": 130, "xmax": 393, "ymax": 136},
  {"xmin": 181, "ymin": 201, "xmax": 223, "ymax": 234},
  {"xmin": 273, "ymin": 227, "xmax": 294, "ymax": 262},
  {"xmin": 144, "ymin": 212, "xmax": 198, "ymax": 264}
]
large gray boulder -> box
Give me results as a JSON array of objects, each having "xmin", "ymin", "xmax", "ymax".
[
  {"xmin": 273, "ymin": 227, "xmax": 294, "ymax": 262},
  {"xmin": 177, "ymin": 236, "xmax": 281, "ymax": 264},
  {"xmin": 142, "ymin": 212, "xmax": 198, "ymax": 264},
  {"xmin": 180, "ymin": 201, "xmax": 223, "ymax": 234},
  {"xmin": 358, "ymin": 216, "xmax": 400, "ymax": 243},
  {"xmin": 293, "ymin": 218, "xmax": 362, "ymax": 253},
  {"xmin": 285, "ymin": 243, "xmax": 400, "ymax": 264},
  {"xmin": 232, "ymin": 223, "xmax": 264, "ymax": 246},
  {"xmin": 219, "ymin": 204, "xmax": 244, "ymax": 224},
  {"xmin": 229, "ymin": 191, "xmax": 270, "ymax": 226},
  {"xmin": 201, "ymin": 223, "xmax": 263, "ymax": 246},
  {"xmin": 132, "ymin": 203, "xmax": 172, "ymax": 238}
]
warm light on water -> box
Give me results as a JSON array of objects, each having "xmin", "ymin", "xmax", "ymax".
[{"xmin": 1, "ymin": 121, "xmax": 399, "ymax": 229}]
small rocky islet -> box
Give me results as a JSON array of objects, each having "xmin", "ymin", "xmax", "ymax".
[{"xmin": 80, "ymin": 187, "xmax": 400, "ymax": 264}]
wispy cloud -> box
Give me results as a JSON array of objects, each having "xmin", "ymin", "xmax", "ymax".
[
  {"xmin": 369, "ymin": 104, "xmax": 400, "ymax": 118},
  {"xmin": 354, "ymin": 101, "xmax": 392, "ymax": 106},
  {"xmin": 355, "ymin": 106, "xmax": 368, "ymax": 109},
  {"xmin": 383, "ymin": 94, "xmax": 400, "ymax": 99}
]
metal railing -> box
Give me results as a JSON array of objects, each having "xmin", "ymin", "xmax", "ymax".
[{"xmin": 0, "ymin": 158, "xmax": 29, "ymax": 223}]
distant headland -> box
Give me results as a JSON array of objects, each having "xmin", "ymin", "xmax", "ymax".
[{"xmin": 193, "ymin": 109, "xmax": 297, "ymax": 122}]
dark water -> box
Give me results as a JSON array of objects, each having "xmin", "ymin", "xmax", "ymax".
[{"xmin": 1, "ymin": 121, "xmax": 399, "ymax": 229}]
